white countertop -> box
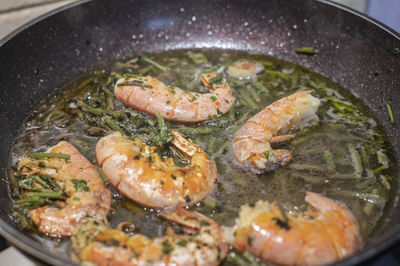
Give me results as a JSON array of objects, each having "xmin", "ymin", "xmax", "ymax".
[{"xmin": 0, "ymin": 0, "xmax": 77, "ymax": 40}]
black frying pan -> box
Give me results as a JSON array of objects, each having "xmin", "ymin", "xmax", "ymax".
[{"xmin": 0, "ymin": 0, "xmax": 399, "ymax": 265}]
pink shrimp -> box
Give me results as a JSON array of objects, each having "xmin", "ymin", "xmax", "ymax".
[
  {"xmin": 232, "ymin": 91, "xmax": 320, "ymax": 173},
  {"xmin": 73, "ymin": 209, "xmax": 228, "ymax": 266},
  {"xmin": 226, "ymin": 59, "xmax": 264, "ymax": 80},
  {"xmin": 95, "ymin": 130, "xmax": 217, "ymax": 208},
  {"xmin": 232, "ymin": 192, "xmax": 361, "ymax": 265},
  {"xmin": 18, "ymin": 141, "xmax": 111, "ymax": 237},
  {"xmin": 114, "ymin": 72, "xmax": 235, "ymax": 122}
]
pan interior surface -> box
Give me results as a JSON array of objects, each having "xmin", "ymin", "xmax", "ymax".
[{"xmin": 0, "ymin": 0, "xmax": 400, "ymax": 265}]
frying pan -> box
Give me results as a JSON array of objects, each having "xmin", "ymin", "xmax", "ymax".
[{"xmin": 0, "ymin": 0, "xmax": 399, "ymax": 265}]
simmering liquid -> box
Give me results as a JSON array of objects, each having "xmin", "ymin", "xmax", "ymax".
[{"xmin": 10, "ymin": 49, "xmax": 396, "ymax": 263}]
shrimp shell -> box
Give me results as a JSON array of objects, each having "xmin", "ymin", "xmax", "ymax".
[
  {"xmin": 27, "ymin": 141, "xmax": 111, "ymax": 237},
  {"xmin": 232, "ymin": 91, "xmax": 320, "ymax": 173},
  {"xmin": 114, "ymin": 72, "xmax": 235, "ymax": 122},
  {"xmin": 74, "ymin": 209, "xmax": 228, "ymax": 266},
  {"xmin": 233, "ymin": 192, "xmax": 361, "ymax": 265},
  {"xmin": 95, "ymin": 131, "xmax": 217, "ymax": 208}
]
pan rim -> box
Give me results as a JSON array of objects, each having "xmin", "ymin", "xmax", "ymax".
[
  {"xmin": 318, "ymin": 0, "xmax": 400, "ymax": 40},
  {"xmin": 0, "ymin": 0, "xmax": 400, "ymax": 265},
  {"xmin": 0, "ymin": 213, "xmax": 76, "ymax": 265}
]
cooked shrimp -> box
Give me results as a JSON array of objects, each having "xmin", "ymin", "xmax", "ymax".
[
  {"xmin": 19, "ymin": 141, "xmax": 111, "ymax": 237},
  {"xmin": 95, "ymin": 130, "xmax": 217, "ymax": 208},
  {"xmin": 73, "ymin": 209, "xmax": 228, "ymax": 266},
  {"xmin": 114, "ymin": 72, "xmax": 235, "ymax": 122},
  {"xmin": 232, "ymin": 192, "xmax": 361, "ymax": 265},
  {"xmin": 232, "ymin": 91, "xmax": 320, "ymax": 173},
  {"xmin": 226, "ymin": 59, "xmax": 264, "ymax": 79}
]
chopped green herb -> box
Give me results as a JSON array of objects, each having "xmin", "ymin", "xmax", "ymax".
[
  {"xmin": 184, "ymin": 194, "xmax": 191, "ymax": 203},
  {"xmin": 77, "ymin": 100, "xmax": 104, "ymax": 116},
  {"xmin": 162, "ymin": 240, "xmax": 173, "ymax": 255},
  {"xmin": 210, "ymin": 95, "xmax": 217, "ymax": 102},
  {"xmin": 263, "ymin": 150, "xmax": 275, "ymax": 161},
  {"xmin": 374, "ymin": 150, "xmax": 389, "ymax": 174},
  {"xmin": 166, "ymin": 100, "xmax": 171, "ymax": 104},
  {"xmin": 272, "ymin": 217, "xmax": 291, "ymax": 230},
  {"xmin": 227, "ymin": 251, "xmax": 249, "ymax": 266},
  {"xmin": 168, "ymin": 87, "xmax": 176, "ymax": 94},
  {"xmin": 255, "ymin": 82, "xmax": 269, "ymax": 95},
  {"xmin": 200, "ymin": 220, "xmax": 210, "ymax": 226},
  {"xmin": 29, "ymin": 152, "xmax": 70, "ymax": 159},
  {"xmin": 386, "ymin": 102, "xmax": 395, "ymax": 124},
  {"xmin": 156, "ymin": 114, "xmax": 169, "ymax": 144},
  {"xmin": 243, "ymin": 251, "xmax": 262, "ymax": 266},
  {"xmin": 348, "ymin": 144, "xmax": 362, "ymax": 178},
  {"xmin": 177, "ymin": 239, "xmax": 188, "ymax": 247},
  {"xmin": 377, "ymin": 150, "xmax": 389, "ymax": 168},
  {"xmin": 142, "ymin": 55, "xmax": 169, "ymax": 71},
  {"xmin": 295, "ymin": 47, "xmax": 320, "ymax": 55},
  {"xmin": 216, "ymin": 109, "xmax": 223, "ymax": 115},
  {"xmin": 15, "ymin": 190, "xmax": 66, "ymax": 204},
  {"xmin": 71, "ymin": 179, "xmax": 89, "ymax": 192},
  {"xmin": 203, "ymin": 197, "xmax": 217, "ymax": 208},
  {"xmin": 104, "ymin": 118, "xmax": 124, "ymax": 134},
  {"xmin": 189, "ymin": 95, "xmax": 197, "ymax": 102},
  {"xmin": 123, "ymin": 73, "xmax": 139, "ymax": 78},
  {"xmin": 379, "ymin": 175, "xmax": 391, "ymax": 190},
  {"xmin": 117, "ymin": 80, "xmax": 153, "ymax": 88},
  {"xmin": 247, "ymin": 235, "xmax": 254, "ymax": 246},
  {"xmin": 209, "ymin": 72, "xmax": 223, "ymax": 85},
  {"xmin": 274, "ymin": 203, "xmax": 291, "ymax": 230},
  {"xmin": 72, "ymin": 197, "xmax": 80, "ymax": 201}
]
